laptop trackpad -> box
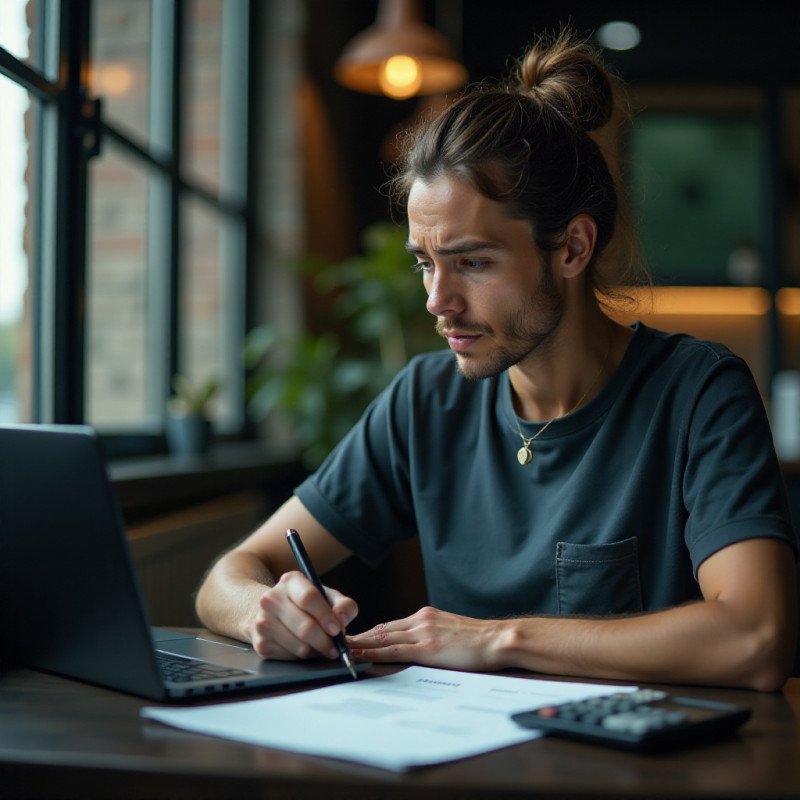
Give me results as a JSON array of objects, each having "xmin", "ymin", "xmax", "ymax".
[
  {"xmin": 157, "ymin": 635, "xmax": 263, "ymax": 670},
  {"xmin": 151, "ymin": 627, "xmax": 198, "ymax": 643}
]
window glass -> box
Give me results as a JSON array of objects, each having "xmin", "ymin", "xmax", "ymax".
[
  {"xmin": 184, "ymin": 0, "xmax": 223, "ymax": 190},
  {"xmin": 91, "ymin": 0, "xmax": 152, "ymax": 143},
  {"xmin": 86, "ymin": 145, "xmax": 150, "ymax": 428},
  {"xmin": 180, "ymin": 195, "xmax": 224, "ymax": 420},
  {"xmin": 0, "ymin": 78, "xmax": 33, "ymax": 423},
  {"xmin": 0, "ymin": 0, "xmax": 33, "ymax": 67}
]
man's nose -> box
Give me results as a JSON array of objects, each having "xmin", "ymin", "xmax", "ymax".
[{"xmin": 425, "ymin": 269, "xmax": 465, "ymax": 318}]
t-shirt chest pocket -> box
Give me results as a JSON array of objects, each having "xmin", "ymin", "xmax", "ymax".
[{"xmin": 555, "ymin": 536, "xmax": 643, "ymax": 615}]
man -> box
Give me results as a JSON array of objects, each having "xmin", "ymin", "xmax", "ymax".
[{"xmin": 196, "ymin": 32, "xmax": 797, "ymax": 690}]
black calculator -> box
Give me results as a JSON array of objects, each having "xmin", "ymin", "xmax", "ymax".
[{"xmin": 511, "ymin": 689, "xmax": 751, "ymax": 752}]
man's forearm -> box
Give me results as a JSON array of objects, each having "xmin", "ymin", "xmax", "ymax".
[
  {"xmin": 195, "ymin": 550, "xmax": 276, "ymax": 643},
  {"xmin": 495, "ymin": 598, "xmax": 793, "ymax": 691}
]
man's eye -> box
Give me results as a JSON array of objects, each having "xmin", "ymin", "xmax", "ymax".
[
  {"xmin": 411, "ymin": 262, "xmax": 432, "ymax": 273},
  {"xmin": 460, "ymin": 258, "xmax": 486, "ymax": 270}
]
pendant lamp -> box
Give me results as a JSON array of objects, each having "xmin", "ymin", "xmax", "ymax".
[{"xmin": 334, "ymin": 0, "xmax": 468, "ymax": 99}]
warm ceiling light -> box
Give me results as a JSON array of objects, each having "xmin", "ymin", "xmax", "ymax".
[
  {"xmin": 379, "ymin": 54, "xmax": 423, "ymax": 98},
  {"xmin": 334, "ymin": 0, "xmax": 468, "ymax": 99}
]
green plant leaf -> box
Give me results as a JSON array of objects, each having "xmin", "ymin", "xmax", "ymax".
[{"xmin": 244, "ymin": 220, "xmax": 441, "ymax": 465}]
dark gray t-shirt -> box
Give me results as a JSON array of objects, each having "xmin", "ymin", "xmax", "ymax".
[{"xmin": 296, "ymin": 324, "xmax": 797, "ymax": 619}]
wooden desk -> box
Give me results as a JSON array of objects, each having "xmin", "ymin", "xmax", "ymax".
[{"xmin": 2, "ymin": 658, "xmax": 800, "ymax": 800}]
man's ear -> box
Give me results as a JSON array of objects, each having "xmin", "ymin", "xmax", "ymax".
[{"xmin": 558, "ymin": 214, "xmax": 598, "ymax": 279}]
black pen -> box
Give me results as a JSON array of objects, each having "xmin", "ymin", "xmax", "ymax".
[{"xmin": 285, "ymin": 528, "xmax": 358, "ymax": 680}]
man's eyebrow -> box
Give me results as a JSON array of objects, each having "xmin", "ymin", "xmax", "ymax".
[{"xmin": 404, "ymin": 240, "xmax": 502, "ymax": 256}]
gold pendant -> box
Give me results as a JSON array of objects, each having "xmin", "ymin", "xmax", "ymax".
[{"xmin": 517, "ymin": 445, "xmax": 532, "ymax": 465}]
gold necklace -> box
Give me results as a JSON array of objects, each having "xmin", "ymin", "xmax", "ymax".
[{"xmin": 513, "ymin": 339, "xmax": 612, "ymax": 466}]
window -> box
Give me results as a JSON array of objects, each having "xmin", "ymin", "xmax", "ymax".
[{"xmin": 0, "ymin": 0, "xmax": 253, "ymax": 453}]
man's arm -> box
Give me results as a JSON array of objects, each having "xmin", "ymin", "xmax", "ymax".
[
  {"xmin": 349, "ymin": 537, "xmax": 797, "ymax": 691},
  {"xmin": 195, "ymin": 495, "xmax": 357, "ymax": 660}
]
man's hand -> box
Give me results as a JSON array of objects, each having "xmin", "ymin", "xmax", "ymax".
[
  {"xmin": 251, "ymin": 571, "xmax": 358, "ymax": 661},
  {"xmin": 348, "ymin": 606, "xmax": 503, "ymax": 672}
]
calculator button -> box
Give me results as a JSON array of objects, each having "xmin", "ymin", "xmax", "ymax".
[
  {"xmin": 601, "ymin": 713, "xmax": 644, "ymax": 732},
  {"xmin": 627, "ymin": 689, "xmax": 668, "ymax": 703},
  {"xmin": 602, "ymin": 713, "xmax": 661, "ymax": 734}
]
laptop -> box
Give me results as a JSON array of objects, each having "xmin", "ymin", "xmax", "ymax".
[{"xmin": 0, "ymin": 423, "xmax": 370, "ymax": 700}]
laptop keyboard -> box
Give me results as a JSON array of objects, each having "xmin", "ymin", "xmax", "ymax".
[{"xmin": 155, "ymin": 650, "xmax": 252, "ymax": 683}]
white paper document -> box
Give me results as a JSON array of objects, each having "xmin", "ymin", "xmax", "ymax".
[{"xmin": 142, "ymin": 667, "xmax": 635, "ymax": 771}]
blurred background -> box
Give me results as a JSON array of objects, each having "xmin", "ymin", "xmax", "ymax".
[{"xmin": 2, "ymin": 0, "xmax": 799, "ymax": 626}]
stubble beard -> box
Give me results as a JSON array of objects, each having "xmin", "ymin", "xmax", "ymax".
[{"xmin": 438, "ymin": 262, "xmax": 564, "ymax": 381}]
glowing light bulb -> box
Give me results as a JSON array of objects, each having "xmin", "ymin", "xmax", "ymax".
[{"xmin": 378, "ymin": 55, "xmax": 422, "ymax": 99}]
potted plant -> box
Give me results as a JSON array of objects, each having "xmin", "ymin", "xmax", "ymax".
[
  {"xmin": 165, "ymin": 373, "xmax": 220, "ymax": 455},
  {"xmin": 245, "ymin": 222, "xmax": 441, "ymax": 469}
]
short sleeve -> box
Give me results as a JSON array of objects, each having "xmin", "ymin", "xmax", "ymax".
[
  {"xmin": 682, "ymin": 353, "xmax": 797, "ymax": 571},
  {"xmin": 295, "ymin": 364, "xmax": 419, "ymax": 566}
]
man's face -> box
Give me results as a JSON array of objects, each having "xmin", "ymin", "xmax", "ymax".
[{"xmin": 406, "ymin": 174, "xmax": 563, "ymax": 380}]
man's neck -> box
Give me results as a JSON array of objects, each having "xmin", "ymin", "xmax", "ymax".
[{"xmin": 509, "ymin": 312, "xmax": 629, "ymax": 422}]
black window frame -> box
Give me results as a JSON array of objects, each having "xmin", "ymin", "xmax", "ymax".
[{"xmin": 0, "ymin": 0, "xmax": 256, "ymax": 458}]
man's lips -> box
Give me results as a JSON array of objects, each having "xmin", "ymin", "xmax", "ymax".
[{"xmin": 441, "ymin": 330, "xmax": 482, "ymax": 352}]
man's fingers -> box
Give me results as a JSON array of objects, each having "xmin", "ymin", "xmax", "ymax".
[
  {"xmin": 349, "ymin": 621, "xmax": 407, "ymax": 649},
  {"xmin": 251, "ymin": 573, "xmax": 360, "ymax": 663},
  {"xmin": 256, "ymin": 577, "xmax": 339, "ymax": 659},
  {"xmin": 287, "ymin": 579, "xmax": 343, "ymax": 636},
  {"xmin": 252, "ymin": 608, "xmax": 304, "ymax": 660},
  {"xmin": 325, "ymin": 587, "xmax": 359, "ymax": 629}
]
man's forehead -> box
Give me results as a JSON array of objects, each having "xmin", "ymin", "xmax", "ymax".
[
  {"xmin": 406, "ymin": 185, "xmax": 534, "ymax": 255},
  {"xmin": 407, "ymin": 175, "xmax": 529, "ymax": 230}
]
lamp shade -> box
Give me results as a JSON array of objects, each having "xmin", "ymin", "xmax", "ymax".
[{"xmin": 334, "ymin": 0, "xmax": 468, "ymax": 99}]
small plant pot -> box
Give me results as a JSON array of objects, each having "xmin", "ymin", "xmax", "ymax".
[{"xmin": 166, "ymin": 414, "xmax": 212, "ymax": 456}]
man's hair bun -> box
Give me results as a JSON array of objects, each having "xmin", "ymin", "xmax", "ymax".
[{"xmin": 515, "ymin": 29, "xmax": 615, "ymax": 132}]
